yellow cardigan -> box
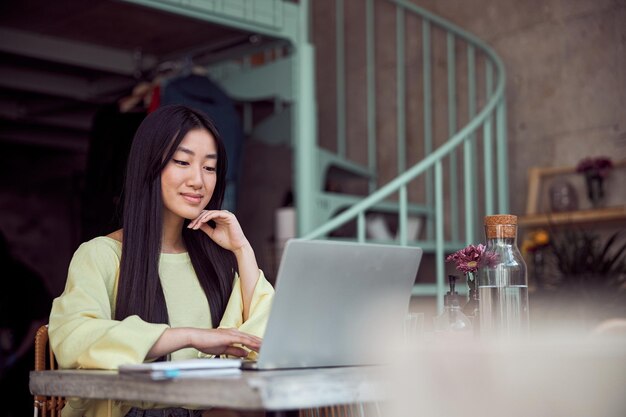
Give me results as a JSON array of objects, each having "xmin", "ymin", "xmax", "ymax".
[{"xmin": 49, "ymin": 236, "xmax": 274, "ymax": 417}]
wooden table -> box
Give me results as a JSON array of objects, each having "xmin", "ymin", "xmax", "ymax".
[
  {"xmin": 30, "ymin": 340, "xmax": 626, "ymax": 417},
  {"xmin": 30, "ymin": 366, "xmax": 387, "ymax": 412}
]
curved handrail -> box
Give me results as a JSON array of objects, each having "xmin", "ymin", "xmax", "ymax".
[
  {"xmin": 304, "ymin": 0, "xmax": 506, "ymax": 240},
  {"xmin": 303, "ymin": 95, "xmax": 503, "ymax": 240}
]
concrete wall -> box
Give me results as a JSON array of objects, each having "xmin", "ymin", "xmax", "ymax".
[
  {"xmin": 419, "ymin": 0, "xmax": 626, "ymax": 214},
  {"xmin": 312, "ymin": 0, "xmax": 626, "ymax": 219}
]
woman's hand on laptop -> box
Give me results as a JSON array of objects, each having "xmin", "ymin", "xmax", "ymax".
[
  {"xmin": 147, "ymin": 327, "xmax": 262, "ymax": 359},
  {"xmin": 191, "ymin": 328, "xmax": 262, "ymax": 357}
]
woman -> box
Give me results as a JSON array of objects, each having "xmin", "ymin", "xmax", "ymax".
[{"xmin": 49, "ymin": 105, "xmax": 274, "ymax": 417}]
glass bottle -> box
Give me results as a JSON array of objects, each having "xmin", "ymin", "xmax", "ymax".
[
  {"xmin": 434, "ymin": 275, "xmax": 473, "ymax": 338},
  {"xmin": 477, "ymin": 215, "xmax": 530, "ymax": 338}
]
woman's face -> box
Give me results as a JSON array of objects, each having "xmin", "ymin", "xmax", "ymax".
[{"xmin": 161, "ymin": 128, "xmax": 218, "ymax": 222}]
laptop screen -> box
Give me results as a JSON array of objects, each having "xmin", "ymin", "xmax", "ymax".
[{"xmin": 255, "ymin": 239, "xmax": 422, "ymax": 370}]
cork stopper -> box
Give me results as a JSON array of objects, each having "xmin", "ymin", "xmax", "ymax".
[{"xmin": 484, "ymin": 214, "xmax": 518, "ymax": 239}]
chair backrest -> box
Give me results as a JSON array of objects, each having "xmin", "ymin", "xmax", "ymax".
[{"xmin": 34, "ymin": 325, "xmax": 66, "ymax": 417}]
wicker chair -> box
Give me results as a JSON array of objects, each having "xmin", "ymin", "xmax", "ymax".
[
  {"xmin": 299, "ymin": 403, "xmax": 376, "ymax": 417},
  {"xmin": 34, "ymin": 325, "xmax": 66, "ymax": 417}
]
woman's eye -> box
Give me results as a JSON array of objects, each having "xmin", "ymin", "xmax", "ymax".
[
  {"xmin": 173, "ymin": 159, "xmax": 189, "ymax": 166},
  {"xmin": 204, "ymin": 166, "xmax": 216, "ymax": 172}
]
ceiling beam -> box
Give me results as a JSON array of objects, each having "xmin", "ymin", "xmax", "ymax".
[
  {"xmin": 0, "ymin": 65, "xmax": 132, "ymax": 102},
  {"xmin": 0, "ymin": 100, "xmax": 95, "ymax": 131},
  {"xmin": 0, "ymin": 125, "xmax": 88, "ymax": 153},
  {"xmin": 0, "ymin": 27, "xmax": 158, "ymax": 75}
]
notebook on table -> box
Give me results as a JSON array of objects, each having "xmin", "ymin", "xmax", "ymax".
[
  {"xmin": 243, "ymin": 239, "xmax": 422, "ymax": 370},
  {"xmin": 119, "ymin": 358, "xmax": 242, "ymax": 380}
]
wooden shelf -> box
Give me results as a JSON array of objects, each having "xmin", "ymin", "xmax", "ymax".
[{"xmin": 519, "ymin": 205, "xmax": 626, "ymax": 228}]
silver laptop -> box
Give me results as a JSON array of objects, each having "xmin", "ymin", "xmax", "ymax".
[{"xmin": 243, "ymin": 239, "xmax": 422, "ymax": 370}]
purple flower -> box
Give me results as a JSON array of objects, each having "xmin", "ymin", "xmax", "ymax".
[
  {"xmin": 576, "ymin": 156, "xmax": 613, "ymax": 179},
  {"xmin": 446, "ymin": 243, "xmax": 498, "ymax": 273}
]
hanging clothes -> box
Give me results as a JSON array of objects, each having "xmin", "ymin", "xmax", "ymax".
[
  {"xmin": 161, "ymin": 74, "xmax": 244, "ymax": 212},
  {"xmin": 148, "ymin": 84, "xmax": 161, "ymax": 113},
  {"xmin": 81, "ymin": 105, "xmax": 146, "ymax": 242}
]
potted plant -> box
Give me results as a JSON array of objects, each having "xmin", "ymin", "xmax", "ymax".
[{"xmin": 542, "ymin": 228, "xmax": 626, "ymax": 329}]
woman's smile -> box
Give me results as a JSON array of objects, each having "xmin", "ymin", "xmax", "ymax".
[{"xmin": 181, "ymin": 193, "xmax": 204, "ymax": 204}]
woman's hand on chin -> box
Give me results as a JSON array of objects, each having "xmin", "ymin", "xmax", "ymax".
[{"xmin": 187, "ymin": 209, "xmax": 250, "ymax": 253}]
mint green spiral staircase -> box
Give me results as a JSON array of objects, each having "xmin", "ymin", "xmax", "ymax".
[{"xmin": 301, "ymin": 0, "xmax": 509, "ymax": 310}]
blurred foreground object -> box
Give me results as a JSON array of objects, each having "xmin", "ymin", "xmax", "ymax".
[{"xmin": 387, "ymin": 334, "xmax": 626, "ymax": 417}]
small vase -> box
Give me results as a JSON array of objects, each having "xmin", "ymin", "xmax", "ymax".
[
  {"xmin": 584, "ymin": 172, "xmax": 604, "ymax": 208},
  {"xmin": 463, "ymin": 272, "xmax": 480, "ymax": 335}
]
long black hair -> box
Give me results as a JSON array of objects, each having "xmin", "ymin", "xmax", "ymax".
[{"xmin": 115, "ymin": 105, "xmax": 236, "ymax": 329}]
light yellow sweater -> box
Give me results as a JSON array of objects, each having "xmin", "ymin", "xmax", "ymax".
[{"xmin": 49, "ymin": 237, "xmax": 274, "ymax": 417}]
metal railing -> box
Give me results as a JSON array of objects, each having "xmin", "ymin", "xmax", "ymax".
[{"xmin": 303, "ymin": 0, "xmax": 508, "ymax": 309}]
